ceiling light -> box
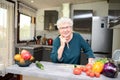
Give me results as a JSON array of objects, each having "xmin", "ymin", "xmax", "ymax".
[{"xmin": 31, "ymin": 0, "xmax": 34, "ymax": 3}]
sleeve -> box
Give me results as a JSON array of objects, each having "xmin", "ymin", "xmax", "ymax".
[
  {"xmin": 79, "ymin": 35, "xmax": 95, "ymax": 58},
  {"xmin": 50, "ymin": 37, "xmax": 63, "ymax": 63}
]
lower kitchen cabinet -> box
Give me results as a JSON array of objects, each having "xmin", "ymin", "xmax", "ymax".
[
  {"xmin": 15, "ymin": 47, "xmax": 43, "ymax": 62},
  {"xmin": 15, "ymin": 46, "xmax": 52, "ymax": 62},
  {"xmin": 33, "ymin": 47, "xmax": 43, "ymax": 62},
  {"xmin": 80, "ymin": 53, "xmax": 88, "ymax": 65},
  {"xmin": 42, "ymin": 47, "xmax": 52, "ymax": 62}
]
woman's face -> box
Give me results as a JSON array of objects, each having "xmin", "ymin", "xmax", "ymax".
[{"xmin": 58, "ymin": 22, "xmax": 73, "ymax": 38}]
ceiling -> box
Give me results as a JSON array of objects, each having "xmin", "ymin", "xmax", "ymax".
[{"xmin": 17, "ymin": 0, "xmax": 107, "ymax": 10}]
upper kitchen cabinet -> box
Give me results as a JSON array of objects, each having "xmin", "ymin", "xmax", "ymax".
[
  {"xmin": 73, "ymin": 10, "xmax": 93, "ymax": 33},
  {"xmin": 44, "ymin": 10, "xmax": 58, "ymax": 31},
  {"xmin": 108, "ymin": 0, "xmax": 120, "ymax": 28}
]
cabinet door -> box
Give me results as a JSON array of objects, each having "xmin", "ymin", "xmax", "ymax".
[
  {"xmin": 44, "ymin": 10, "xmax": 58, "ymax": 30},
  {"xmin": 33, "ymin": 47, "xmax": 43, "ymax": 62},
  {"xmin": 108, "ymin": 0, "xmax": 120, "ymax": 28},
  {"xmin": 108, "ymin": 10, "xmax": 120, "ymax": 28},
  {"xmin": 73, "ymin": 10, "xmax": 93, "ymax": 33},
  {"xmin": 42, "ymin": 47, "xmax": 52, "ymax": 62},
  {"xmin": 80, "ymin": 53, "xmax": 88, "ymax": 65}
]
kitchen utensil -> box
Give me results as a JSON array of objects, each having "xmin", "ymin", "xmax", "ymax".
[
  {"xmin": 47, "ymin": 38, "xmax": 53, "ymax": 45},
  {"xmin": 36, "ymin": 35, "xmax": 42, "ymax": 44},
  {"xmin": 42, "ymin": 34, "xmax": 47, "ymax": 45}
]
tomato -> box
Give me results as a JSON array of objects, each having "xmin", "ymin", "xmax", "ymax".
[
  {"xmin": 82, "ymin": 67, "xmax": 88, "ymax": 72},
  {"xmin": 73, "ymin": 68, "xmax": 82, "ymax": 75},
  {"xmin": 89, "ymin": 72, "xmax": 95, "ymax": 77},
  {"xmin": 77, "ymin": 66, "xmax": 84, "ymax": 71},
  {"xmin": 86, "ymin": 71, "xmax": 91, "ymax": 76},
  {"xmin": 95, "ymin": 72, "xmax": 100, "ymax": 78},
  {"xmin": 86, "ymin": 63, "xmax": 93, "ymax": 70}
]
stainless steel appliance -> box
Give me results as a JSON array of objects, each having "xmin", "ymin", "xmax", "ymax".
[{"xmin": 91, "ymin": 17, "xmax": 113, "ymax": 57}]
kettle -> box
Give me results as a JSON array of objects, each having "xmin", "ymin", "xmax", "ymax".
[{"xmin": 47, "ymin": 38, "xmax": 53, "ymax": 45}]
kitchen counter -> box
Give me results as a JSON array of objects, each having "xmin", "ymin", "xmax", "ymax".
[
  {"xmin": 6, "ymin": 61, "xmax": 120, "ymax": 80},
  {"xmin": 16, "ymin": 45, "xmax": 52, "ymax": 49}
]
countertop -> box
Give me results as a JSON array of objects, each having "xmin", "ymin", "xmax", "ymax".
[
  {"xmin": 6, "ymin": 61, "xmax": 120, "ymax": 80},
  {"xmin": 16, "ymin": 44, "xmax": 52, "ymax": 49}
]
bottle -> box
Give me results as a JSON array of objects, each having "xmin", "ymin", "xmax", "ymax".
[{"xmin": 42, "ymin": 34, "xmax": 47, "ymax": 45}]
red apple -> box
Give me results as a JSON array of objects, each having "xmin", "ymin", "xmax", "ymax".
[{"xmin": 21, "ymin": 50, "xmax": 32, "ymax": 60}]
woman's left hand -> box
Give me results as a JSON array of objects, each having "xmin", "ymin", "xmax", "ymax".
[{"xmin": 88, "ymin": 58, "xmax": 94, "ymax": 64}]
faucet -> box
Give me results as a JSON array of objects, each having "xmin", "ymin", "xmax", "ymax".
[{"xmin": 26, "ymin": 40, "xmax": 30, "ymax": 45}]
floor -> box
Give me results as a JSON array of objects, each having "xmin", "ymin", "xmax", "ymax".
[{"xmin": 0, "ymin": 73, "xmax": 17, "ymax": 80}]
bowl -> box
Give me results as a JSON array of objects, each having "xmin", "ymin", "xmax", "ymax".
[{"xmin": 15, "ymin": 60, "xmax": 32, "ymax": 67}]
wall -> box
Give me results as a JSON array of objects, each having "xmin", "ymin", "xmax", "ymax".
[
  {"xmin": 36, "ymin": 7, "xmax": 61, "ymax": 40},
  {"xmin": 35, "ymin": 1, "xmax": 108, "ymax": 41},
  {"xmin": 109, "ymin": 2, "xmax": 120, "ymax": 53},
  {"xmin": 71, "ymin": 1, "xmax": 108, "ymax": 17},
  {"xmin": 112, "ymin": 28, "xmax": 120, "ymax": 53},
  {"xmin": 71, "ymin": 1, "xmax": 108, "ymax": 43}
]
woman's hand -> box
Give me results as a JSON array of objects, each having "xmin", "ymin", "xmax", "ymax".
[
  {"xmin": 59, "ymin": 36, "xmax": 66, "ymax": 47},
  {"xmin": 88, "ymin": 58, "xmax": 94, "ymax": 64},
  {"xmin": 57, "ymin": 36, "xmax": 67, "ymax": 60}
]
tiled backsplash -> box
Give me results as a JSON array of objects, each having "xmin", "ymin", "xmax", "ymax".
[
  {"xmin": 36, "ymin": 30, "xmax": 59, "ymax": 40},
  {"xmin": 36, "ymin": 30, "xmax": 91, "ymax": 42}
]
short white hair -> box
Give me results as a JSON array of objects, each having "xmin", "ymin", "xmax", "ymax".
[{"xmin": 56, "ymin": 17, "xmax": 73, "ymax": 29}]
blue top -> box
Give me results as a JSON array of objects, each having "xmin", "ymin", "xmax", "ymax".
[{"xmin": 50, "ymin": 32, "xmax": 95, "ymax": 64}]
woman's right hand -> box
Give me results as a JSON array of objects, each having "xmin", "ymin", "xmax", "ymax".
[
  {"xmin": 57, "ymin": 36, "xmax": 66, "ymax": 60},
  {"xmin": 59, "ymin": 36, "xmax": 66, "ymax": 47}
]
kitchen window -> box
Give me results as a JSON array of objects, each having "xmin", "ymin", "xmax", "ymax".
[
  {"xmin": 17, "ymin": 2, "xmax": 36, "ymax": 43},
  {"xmin": 18, "ymin": 13, "xmax": 35, "ymax": 42}
]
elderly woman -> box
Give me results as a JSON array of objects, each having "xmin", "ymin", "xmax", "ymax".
[{"xmin": 50, "ymin": 17, "xmax": 95, "ymax": 65}]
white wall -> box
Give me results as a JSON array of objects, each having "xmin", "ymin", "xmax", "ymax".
[
  {"xmin": 110, "ymin": 3, "xmax": 120, "ymax": 53},
  {"xmin": 36, "ymin": 7, "xmax": 61, "ymax": 31},
  {"xmin": 35, "ymin": 1, "xmax": 108, "ymax": 41},
  {"xmin": 71, "ymin": 1, "xmax": 108, "ymax": 42},
  {"xmin": 71, "ymin": 1, "xmax": 108, "ymax": 17},
  {"xmin": 36, "ymin": 7, "xmax": 61, "ymax": 39},
  {"xmin": 112, "ymin": 28, "xmax": 120, "ymax": 53}
]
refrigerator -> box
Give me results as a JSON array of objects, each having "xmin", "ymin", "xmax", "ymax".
[{"xmin": 91, "ymin": 16, "xmax": 113, "ymax": 57}]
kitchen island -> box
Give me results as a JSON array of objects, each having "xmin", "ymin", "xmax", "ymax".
[{"xmin": 6, "ymin": 61, "xmax": 120, "ymax": 80}]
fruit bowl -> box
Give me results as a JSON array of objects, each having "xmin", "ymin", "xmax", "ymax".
[
  {"xmin": 15, "ymin": 60, "xmax": 32, "ymax": 67},
  {"xmin": 14, "ymin": 49, "xmax": 34, "ymax": 67}
]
